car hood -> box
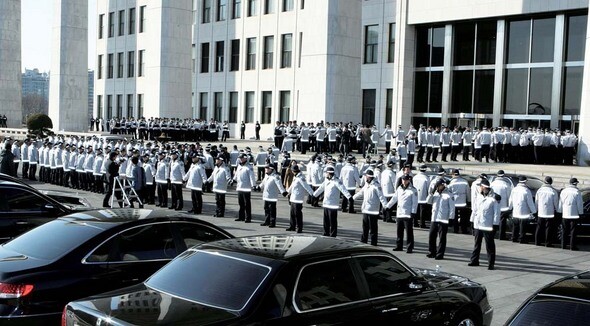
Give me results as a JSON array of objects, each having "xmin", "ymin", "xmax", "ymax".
[
  {"xmin": 73, "ymin": 284, "xmax": 241, "ymax": 326},
  {"xmin": 0, "ymin": 246, "xmax": 49, "ymax": 275},
  {"xmin": 414, "ymin": 268, "xmax": 482, "ymax": 289}
]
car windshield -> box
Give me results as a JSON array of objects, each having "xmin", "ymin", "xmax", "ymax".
[
  {"xmin": 3, "ymin": 219, "xmax": 103, "ymax": 260},
  {"xmin": 146, "ymin": 250, "xmax": 271, "ymax": 311},
  {"xmin": 509, "ymin": 299, "xmax": 590, "ymax": 325}
]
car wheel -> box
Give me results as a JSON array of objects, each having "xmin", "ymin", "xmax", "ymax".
[{"xmin": 452, "ymin": 310, "xmax": 481, "ymax": 326}]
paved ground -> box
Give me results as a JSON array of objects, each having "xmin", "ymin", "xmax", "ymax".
[{"xmin": 26, "ymin": 138, "xmax": 590, "ymax": 326}]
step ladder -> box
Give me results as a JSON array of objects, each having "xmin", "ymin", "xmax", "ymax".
[{"xmin": 109, "ymin": 176, "xmax": 143, "ymax": 208}]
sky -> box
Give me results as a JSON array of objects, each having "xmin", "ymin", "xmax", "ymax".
[{"xmin": 21, "ymin": 0, "xmax": 97, "ymax": 73}]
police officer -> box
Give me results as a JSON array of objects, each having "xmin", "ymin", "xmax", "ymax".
[
  {"xmin": 260, "ymin": 164, "xmax": 287, "ymax": 228},
  {"xmin": 468, "ymin": 179, "xmax": 499, "ymax": 270},
  {"xmin": 155, "ymin": 151, "xmax": 170, "ymax": 208},
  {"xmin": 286, "ymin": 164, "xmax": 314, "ymax": 233},
  {"xmin": 490, "ymin": 170, "xmax": 513, "ymax": 240},
  {"xmin": 184, "ymin": 154, "xmax": 207, "ymax": 214},
  {"xmin": 340, "ymin": 156, "xmax": 361, "ymax": 214},
  {"xmin": 313, "ymin": 166, "xmax": 351, "ymax": 237},
  {"xmin": 380, "ymin": 161, "xmax": 396, "ymax": 222},
  {"xmin": 353, "ymin": 169, "xmax": 389, "ymax": 246},
  {"xmin": 388, "ymin": 174, "xmax": 418, "ymax": 253},
  {"xmin": 508, "ymin": 176, "xmax": 537, "ymax": 244},
  {"xmin": 169, "ymin": 151, "xmax": 185, "ymax": 210},
  {"xmin": 448, "ymin": 169, "xmax": 471, "ymax": 234},
  {"xmin": 208, "ymin": 156, "xmax": 232, "ymax": 217},
  {"xmin": 413, "ymin": 165, "xmax": 431, "ymax": 228},
  {"xmin": 559, "ymin": 178, "xmax": 584, "ymax": 250},
  {"xmin": 426, "ymin": 179, "xmax": 455, "ymax": 260},
  {"xmin": 233, "ymin": 153, "xmax": 257, "ymax": 223},
  {"xmin": 534, "ymin": 176, "xmax": 559, "ymax": 247}
]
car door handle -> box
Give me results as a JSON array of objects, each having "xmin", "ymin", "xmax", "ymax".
[
  {"xmin": 381, "ymin": 307, "xmax": 398, "ymax": 313},
  {"xmin": 16, "ymin": 221, "xmax": 29, "ymax": 225}
]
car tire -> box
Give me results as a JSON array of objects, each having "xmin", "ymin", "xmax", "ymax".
[{"xmin": 452, "ymin": 309, "xmax": 481, "ymax": 326}]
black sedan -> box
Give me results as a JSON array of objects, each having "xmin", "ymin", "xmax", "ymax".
[
  {"xmin": 0, "ymin": 209, "xmax": 233, "ymax": 325},
  {"xmin": 64, "ymin": 235, "xmax": 493, "ymax": 326},
  {"xmin": 505, "ymin": 270, "xmax": 590, "ymax": 325}
]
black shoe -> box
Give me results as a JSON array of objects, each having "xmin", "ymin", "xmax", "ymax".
[
  {"xmin": 468, "ymin": 262, "xmax": 479, "ymax": 267},
  {"xmin": 175, "ymin": 207, "xmax": 183, "ymax": 211},
  {"xmin": 297, "ymin": 229, "xmax": 302, "ymax": 233},
  {"xmin": 393, "ymin": 247, "xmax": 403, "ymax": 252},
  {"xmin": 286, "ymin": 228, "xmax": 295, "ymax": 231},
  {"xmin": 488, "ymin": 265, "xmax": 495, "ymax": 270},
  {"xmin": 406, "ymin": 249, "xmax": 413, "ymax": 254},
  {"xmin": 168, "ymin": 206, "xmax": 175, "ymax": 210},
  {"xmin": 426, "ymin": 254, "xmax": 435, "ymax": 258},
  {"xmin": 571, "ymin": 247, "xmax": 580, "ymax": 251},
  {"xmin": 235, "ymin": 218, "xmax": 244, "ymax": 221},
  {"xmin": 260, "ymin": 223, "xmax": 270, "ymax": 226},
  {"xmin": 187, "ymin": 210, "xmax": 195, "ymax": 213},
  {"xmin": 349, "ymin": 210, "xmax": 356, "ymax": 214},
  {"xmin": 268, "ymin": 225, "xmax": 275, "ymax": 228},
  {"xmin": 545, "ymin": 244, "xmax": 553, "ymax": 248},
  {"xmin": 434, "ymin": 256, "xmax": 444, "ymax": 260}
]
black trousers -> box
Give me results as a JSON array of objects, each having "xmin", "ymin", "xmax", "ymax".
[
  {"xmin": 190, "ymin": 189, "xmax": 203, "ymax": 213},
  {"xmin": 103, "ymin": 179, "xmax": 123, "ymax": 208},
  {"xmin": 562, "ymin": 219, "xmax": 578, "ymax": 249},
  {"xmin": 462, "ymin": 144, "xmax": 470, "ymax": 161},
  {"xmin": 428, "ymin": 222, "xmax": 448, "ymax": 259},
  {"xmin": 263, "ymin": 201, "xmax": 277, "ymax": 226},
  {"xmin": 471, "ymin": 229, "xmax": 496, "ymax": 267},
  {"xmin": 28, "ymin": 164, "xmax": 37, "ymax": 180},
  {"xmin": 511, "ymin": 218, "xmax": 529, "ymax": 243},
  {"xmin": 361, "ymin": 214, "xmax": 379, "ymax": 246},
  {"xmin": 535, "ymin": 218, "xmax": 553, "ymax": 246},
  {"xmin": 481, "ymin": 144, "xmax": 490, "ymax": 162},
  {"xmin": 453, "ymin": 206, "xmax": 472, "ymax": 234},
  {"xmin": 145, "ymin": 183, "xmax": 156, "ymax": 204},
  {"xmin": 497, "ymin": 211, "xmax": 511, "ymax": 240},
  {"xmin": 85, "ymin": 171, "xmax": 94, "ymax": 191},
  {"xmin": 341, "ymin": 190, "xmax": 356, "ymax": 212},
  {"xmin": 432, "ymin": 148, "xmax": 439, "ymax": 162},
  {"xmin": 441, "ymin": 146, "xmax": 450, "ymax": 161},
  {"xmin": 323, "ymin": 208, "xmax": 338, "ymax": 237},
  {"xmin": 215, "ymin": 192, "xmax": 226, "ymax": 216},
  {"xmin": 425, "ymin": 147, "xmax": 433, "ymax": 162},
  {"xmin": 395, "ymin": 218, "xmax": 414, "ymax": 251},
  {"xmin": 417, "ymin": 203, "xmax": 431, "ymax": 228},
  {"xmin": 21, "ymin": 162, "xmax": 29, "ymax": 178},
  {"xmin": 170, "ymin": 183, "xmax": 183, "ymax": 209},
  {"xmin": 451, "ymin": 145, "xmax": 461, "ymax": 161},
  {"xmin": 289, "ymin": 202, "xmax": 303, "ymax": 232},
  {"xmin": 417, "ymin": 146, "xmax": 426, "ymax": 162},
  {"xmin": 385, "ymin": 141, "xmax": 391, "ymax": 154},
  {"xmin": 157, "ymin": 182, "xmax": 168, "ymax": 206},
  {"xmin": 383, "ymin": 196, "xmax": 393, "ymax": 222},
  {"xmin": 238, "ymin": 191, "xmax": 252, "ymax": 221}
]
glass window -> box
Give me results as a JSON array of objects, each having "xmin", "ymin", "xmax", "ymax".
[
  {"xmin": 263, "ymin": 36, "xmax": 274, "ymax": 69},
  {"xmin": 114, "ymin": 224, "xmax": 177, "ymax": 261},
  {"xmin": 97, "ymin": 95, "xmax": 103, "ymax": 118},
  {"xmin": 108, "ymin": 12, "xmax": 114, "ymax": 37},
  {"xmin": 98, "ymin": 14, "xmax": 104, "ymax": 39},
  {"xmin": 531, "ymin": 18, "xmax": 555, "ymax": 63},
  {"xmin": 248, "ymin": 0, "xmax": 257, "ymax": 17},
  {"xmin": 473, "ymin": 70, "xmax": 494, "ymax": 114},
  {"xmin": 280, "ymin": 91, "xmax": 290, "ymax": 122},
  {"xmin": 107, "ymin": 53, "xmax": 114, "ymax": 78},
  {"xmin": 385, "ymin": 88, "xmax": 393, "ymax": 127},
  {"xmin": 261, "ymin": 91, "xmax": 272, "ymax": 124},
  {"xmin": 201, "ymin": 43, "xmax": 210, "ymax": 73},
  {"xmin": 451, "ymin": 70, "xmax": 473, "ymax": 113},
  {"xmin": 97, "ymin": 55, "xmax": 103, "ymax": 79},
  {"xmin": 356, "ymin": 256, "xmax": 412, "ymax": 298},
  {"xmin": 476, "ymin": 21, "xmax": 496, "ymax": 65},
  {"xmin": 507, "ymin": 20, "xmax": 531, "ymax": 64},
  {"xmin": 217, "ymin": 0, "xmax": 227, "ymax": 21},
  {"xmin": 283, "ymin": 0, "xmax": 293, "ymax": 12},
  {"xmin": 117, "ymin": 52, "xmax": 124, "ymax": 78},
  {"xmin": 245, "ymin": 91, "xmax": 255, "ymax": 123},
  {"xmin": 508, "ymin": 300, "xmax": 590, "ymax": 325},
  {"xmin": 116, "ymin": 95, "xmax": 123, "ymax": 117},
  {"xmin": 295, "ymin": 259, "xmax": 362, "ymax": 311},
  {"xmin": 229, "ymin": 92, "xmax": 238, "ymax": 123},
  {"xmin": 138, "ymin": 50, "xmax": 145, "ymax": 77},
  {"xmin": 388, "ymin": 23, "xmax": 396, "ymax": 63},
  {"xmin": 231, "ymin": 39, "xmax": 240, "ymax": 71},
  {"xmin": 413, "ymin": 71, "xmax": 429, "ymax": 113},
  {"xmin": 118, "ymin": 10, "xmax": 125, "ymax": 36},
  {"xmin": 429, "ymin": 71, "xmax": 443, "ymax": 113},
  {"xmin": 127, "ymin": 94, "xmax": 134, "ymax": 117},
  {"xmin": 215, "ymin": 41, "xmax": 225, "ymax": 72},
  {"xmin": 281, "ymin": 33, "xmax": 292, "ymax": 68},
  {"xmin": 415, "ymin": 27, "xmax": 431, "ymax": 67},
  {"xmin": 364, "ymin": 25, "xmax": 379, "ymax": 64},
  {"xmin": 139, "ymin": 5, "xmax": 146, "ymax": 33},
  {"xmin": 454, "ymin": 23, "xmax": 475, "ymax": 66},
  {"xmin": 264, "ymin": 0, "xmax": 274, "ymax": 14},
  {"xmin": 199, "ymin": 92, "xmax": 208, "ymax": 120},
  {"xmin": 127, "ymin": 51, "xmax": 135, "ymax": 77},
  {"xmin": 562, "ymin": 66, "xmax": 583, "ymax": 115},
  {"xmin": 107, "ymin": 95, "xmax": 113, "ymax": 119},
  {"xmin": 1, "ymin": 188, "xmax": 50, "ymax": 212},
  {"xmin": 203, "ymin": 0, "xmax": 212, "ymax": 23},
  {"xmin": 128, "ymin": 8, "xmax": 136, "ymax": 34},
  {"xmin": 362, "ymin": 89, "xmax": 376, "ymax": 125},
  {"xmin": 566, "ymin": 15, "xmax": 588, "ymax": 61},
  {"xmin": 431, "ymin": 27, "xmax": 445, "ymax": 66},
  {"xmin": 214, "ymin": 92, "xmax": 223, "ymax": 122},
  {"xmin": 146, "ymin": 250, "xmax": 271, "ymax": 311},
  {"xmin": 137, "ymin": 94, "xmax": 143, "ymax": 118},
  {"xmin": 504, "ymin": 68, "xmax": 528, "ymax": 114},
  {"xmin": 232, "ymin": 0, "xmax": 242, "ymax": 19},
  {"xmin": 246, "ymin": 37, "xmax": 257, "ymax": 70},
  {"xmin": 528, "ymin": 68, "xmax": 552, "ymax": 115}
]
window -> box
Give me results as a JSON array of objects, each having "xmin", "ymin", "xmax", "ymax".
[
  {"xmin": 562, "ymin": 66, "xmax": 583, "ymax": 115},
  {"xmin": 264, "ymin": 0, "xmax": 274, "ymax": 14},
  {"xmin": 507, "ymin": 20, "xmax": 530, "ymax": 64},
  {"xmin": 246, "ymin": 37, "xmax": 257, "ymax": 70},
  {"xmin": 176, "ymin": 223, "xmax": 229, "ymax": 248},
  {"xmin": 107, "ymin": 95, "xmax": 113, "ymax": 118},
  {"xmin": 0, "ymin": 188, "xmax": 50, "ymax": 212},
  {"xmin": 118, "ymin": 10, "xmax": 125, "ymax": 36},
  {"xmin": 528, "ymin": 68, "xmax": 553, "ymax": 114},
  {"xmin": 201, "ymin": 43, "xmax": 210, "ymax": 73},
  {"xmin": 229, "ymin": 92, "xmax": 238, "ymax": 123},
  {"xmin": 504, "ymin": 68, "xmax": 528, "ymax": 114},
  {"xmin": 108, "ymin": 12, "xmax": 114, "ymax": 37},
  {"xmin": 476, "ymin": 21, "xmax": 496, "ymax": 65},
  {"xmin": 261, "ymin": 91, "xmax": 272, "ymax": 124},
  {"xmin": 232, "ymin": 0, "xmax": 241, "ymax": 19},
  {"xmin": 263, "ymin": 36, "xmax": 274, "ymax": 69},
  {"xmin": 362, "ymin": 89, "xmax": 376, "ymax": 125},
  {"xmin": 385, "ymin": 89, "xmax": 393, "ymax": 127},
  {"xmin": 531, "ymin": 18, "xmax": 555, "ymax": 63},
  {"xmin": 139, "ymin": 5, "xmax": 146, "ymax": 33},
  {"xmin": 217, "ymin": 0, "xmax": 227, "ymax": 21},
  {"xmin": 127, "ymin": 51, "xmax": 135, "ymax": 77},
  {"xmin": 127, "ymin": 94, "xmax": 134, "ymax": 118},
  {"xmin": 245, "ymin": 91, "xmax": 255, "ymax": 123},
  {"xmin": 97, "ymin": 55, "xmax": 103, "ymax": 79},
  {"xmin": 508, "ymin": 301, "xmax": 590, "ymax": 325},
  {"xmin": 117, "ymin": 52, "xmax": 124, "ymax": 78},
  {"xmin": 137, "ymin": 94, "xmax": 144, "ymax": 118},
  {"xmin": 281, "ymin": 33, "xmax": 292, "ymax": 68},
  {"xmin": 295, "ymin": 259, "xmax": 362, "ymax": 311},
  {"xmin": 199, "ymin": 92, "xmax": 208, "ymax": 120},
  {"xmin": 301, "ymin": 0, "xmax": 304, "ymax": 9},
  {"xmin": 230, "ymin": 39, "xmax": 240, "ymax": 71},
  {"xmin": 107, "ymin": 53, "xmax": 114, "ymax": 78},
  {"xmin": 413, "ymin": 71, "xmax": 443, "ymax": 114},
  {"xmin": 388, "ymin": 23, "xmax": 395, "ymax": 63},
  {"xmin": 114, "ymin": 224, "xmax": 177, "ymax": 261},
  {"xmin": 416, "ymin": 26, "xmax": 445, "ymax": 67},
  {"xmin": 97, "ymin": 95, "xmax": 103, "ymax": 118},
  {"xmin": 203, "ymin": 0, "xmax": 212, "ymax": 23},
  {"xmin": 129, "ymin": 7, "xmax": 136, "ymax": 34},
  {"xmin": 282, "ymin": 0, "xmax": 293, "ymax": 12},
  {"xmin": 138, "ymin": 50, "xmax": 145, "ymax": 77},
  {"xmin": 356, "ymin": 256, "xmax": 412, "ymax": 298},
  {"xmin": 566, "ymin": 15, "xmax": 588, "ymax": 62},
  {"xmin": 364, "ymin": 25, "xmax": 379, "ymax": 64},
  {"xmin": 215, "ymin": 41, "xmax": 225, "ymax": 72},
  {"xmin": 214, "ymin": 92, "xmax": 223, "ymax": 121},
  {"xmin": 98, "ymin": 14, "xmax": 104, "ymax": 39},
  {"xmin": 279, "ymin": 91, "xmax": 290, "ymax": 122},
  {"xmin": 247, "ymin": 0, "xmax": 257, "ymax": 16},
  {"xmin": 116, "ymin": 94, "xmax": 123, "ymax": 117}
]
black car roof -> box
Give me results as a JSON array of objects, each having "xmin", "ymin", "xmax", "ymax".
[
  {"xmin": 536, "ymin": 270, "xmax": 590, "ymax": 302},
  {"xmin": 198, "ymin": 235, "xmax": 384, "ymax": 261}
]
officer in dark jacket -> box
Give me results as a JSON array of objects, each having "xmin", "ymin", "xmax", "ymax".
[{"xmin": 103, "ymin": 152, "xmax": 122, "ymax": 208}]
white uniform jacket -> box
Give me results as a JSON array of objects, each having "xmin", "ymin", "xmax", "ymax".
[
  {"xmin": 470, "ymin": 191, "xmax": 501, "ymax": 231},
  {"xmin": 261, "ymin": 173, "xmax": 286, "ymax": 202},
  {"xmin": 184, "ymin": 163, "xmax": 207, "ymax": 190},
  {"xmin": 448, "ymin": 177, "xmax": 470, "ymax": 207},
  {"xmin": 353, "ymin": 181, "xmax": 389, "ymax": 215},
  {"xmin": 234, "ymin": 164, "xmax": 257, "ymax": 192},
  {"xmin": 340, "ymin": 163, "xmax": 361, "ymax": 191},
  {"xmin": 386, "ymin": 185, "xmax": 418, "ymax": 218},
  {"xmin": 313, "ymin": 177, "xmax": 351, "ymax": 209},
  {"xmin": 412, "ymin": 173, "xmax": 431, "ymax": 204},
  {"xmin": 427, "ymin": 189, "xmax": 455, "ymax": 223},
  {"xmin": 535, "ymin": 185, "xmax": 559, "ymax": 218},
  {"xmin": 83, "ymin": 153, "xmax": 95, "ymax": 172},
  {"xmin": 559, "ymin": 186, "xmax": 584, "ymax": 219},
  {"xmin": 208, "ymin": 165, "xmax": 232, "ymax": 193},
  {"xmin": 143, "ymin": 163, "xmax": 155, "ymax": 185},
  {"xmin": 380, "ymin": 168, "xmax": 396, "ymax": 197},
  {"xmin": 154, "ymin": 160, "xmax": 170, "ymax": 184},
  {"xmin": 307, "ymin": 162, "xmax": 324, "ymax": 187},
  {"xmin": 287, "ymin": 173, "xmax": 314, "ymax": 204},
  {"xmin": 490, "ymin": 177, "xmax": 513, "ymax": 212},
  {"xmin": 509, "ymin": 184, "xmax": 537, "ymax": 218},
  {"xmin": 169, "ymin": 160, "xmax": 185, "ymax": 184}
]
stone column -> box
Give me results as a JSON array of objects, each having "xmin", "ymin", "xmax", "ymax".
[
  {"xmin": 49, "ymin": 0, "xmax": 88, "ymax": 132},
  {"xmin": 392, "ymin": 0, "xmax": 415, "ymax": 128},
  {"xmin": 577, "ymin": 10, "xmax": 590, "ymax": 167},
  {"xmin": 0, "ymin": 0, "xmax": 22, "ymax": 128}
]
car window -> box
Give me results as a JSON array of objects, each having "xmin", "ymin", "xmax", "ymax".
[
  {"xmin": 295, "ymin": 258, "xmax": 363, "ymax": 312},
  {"xmin": 175, "ymin": 223, "xmax": 229, "ymax": 248},
  {"xmin": 0, "ymin": 188, "xmax": 50, "ymax": 212},
  {"xmin": 116, "ymin": 224, "xmax": 177, "ymax": 261},
  {"xmin": 355, "ymin": 256, "xmax": 412, "ymax": 298},
  {"xmin": 509, "ymin": 299, "xmax": 590, "ymax": 325}
]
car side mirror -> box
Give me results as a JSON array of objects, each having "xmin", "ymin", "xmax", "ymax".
[
  {"xmin": 408, "ymin": 275, "xmax": 426, "ymax": 290},
  {"xmin": 43, "ymin": 204, "xmax": 58, "ymax": 213}
]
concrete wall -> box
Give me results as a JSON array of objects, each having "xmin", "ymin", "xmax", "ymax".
[{"xmin": 0, "ymin": 0, "xmax": 22, "ymax": 128}]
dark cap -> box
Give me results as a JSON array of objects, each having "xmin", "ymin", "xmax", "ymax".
[
  {"xmin": 518, "ymin": 175, "xmax": 527, "ymax": 183},
  {"xmin": 435, "ymin": 179, "xmax": 447, "ymax": 188},
  {"xmin": 480, "ymin": 179, "xmax": 491, "ymax": 188},
  {"xmin": 544, "ymin": 176, "xmax": 553, "ymax": 185},
  {"xmin": 291, "ymin": 164, "xmax": 300, "ymax": 172},
  {"xmin": 479, "ymin": 173, "xmax": 488, "ymax": 179},
  {"xmin": 437, "ymin": 167, "xmax": 445, "ymax": 175},
  {"xmin": 497, "ymin": 170, "xmax": 505, "ymax": 176},
  {"xmin": 365, "ymin": 169, "xmax": 374, "ymax": 177},
  {"xmin": 239, "ymin": 153, "xmax": 248, "ymax": 159},
  {"xmin": 452, "ymin": 169, "xmax": 460, "ymax": 175},
  {"xmin": 401, "ymin": 174, "xmax": 411, "ymax": 181},
  {"xmin": 264, "ymin": 164, "xmax": 275, "ymax": 170},
  {"xmin": 419, "ymin": 164, "xmax": 427, "ymax": 172},
  {"xmin": 325, "ymin": 166, "xmax": 335, "ymax": 174},
  {"xmin": 570, "ymin": 177, "xmax": 579, "ymax": 185}
]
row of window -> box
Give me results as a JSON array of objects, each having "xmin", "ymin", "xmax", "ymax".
[
  {"xmin": 197, "ymin": 90, "xmax": 290, "ymax": 124},
  {"xmin": 97, "ymin": 50, "xmax": 145, "ymax": 79},
  {"xmin": 97, "ymin": 94, "xmax": 144, "ymax": 120},
  {"xmin": 198, "ymin": 34, "xmax": 293, "ymax": 73},
  {"xmin": 198, "ymin": 0, "xmax": 303, "ymax": 24},
  {"xmin": 98, "ymin": 6, "xmax": 146, "ymax": 39},
  {"xmin": 361, "ymin": 89, "xmax": 393, "ymax": 127},
  {"xmin": 363, "ymin": 23, "xmax": 396, "ymax": 64}
]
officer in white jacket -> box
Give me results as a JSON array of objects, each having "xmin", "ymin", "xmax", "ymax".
[
  {"xmin": 233, "ymin": 153, "xmax": 257, "ymax": 223},
  {"xmin": 508, "ymin": 176, "xmax": 537, "ymax": 243},
  {"xmin": 142, "ymin": 154, "xmax": 156, "ymax": 205},
  {"xmin": 155, "ymin": 152, "xmax": 170, "ymax": 208},
  {"xmin": 307, "ymin": 156, "xmax": 324, "ymax": 207},
  {"xmin": 490, "ymin": 170, "xmax": 513, "ymax": 240},
  {"xmin": 340, "ymin": 156, "xmax": 361, "ymax": 214},
  {"xmin": 426, "ymin": 179, "xmax": 455, "ymax": 260},
  {"xmin": 353, "ymin": 169, "xmax": 389, "ymax": 246},
  {"xmin": 559, "ymin": 178, "xmax": 584, "ymax": 250},
  {"xmin": 260, "ymin": 165, "xmax": 287, "ymax": 228},
  {"xmin": 468, "ymin": 179, "xmax": 500, "ymax": 270},
  {"xmin": 286, "ymin": 164, "xmax": 314, "ymax": 233},
  {"xmin": 169, "ymin": 151, "xmax": 185, "ymax": 210},
  {"xmin": 313, "ymin": 166, "xmax": 351, "ymax": 237},
  {"xmin": 387, "ymin": 174, "xmax": 418, "ymax": 253},
  {"xmin": 448, "ymin": 169, "xmax": 471, "ymax": 234},
  {"xmin": 208, "ymin": 156, "xmax": 232, "ymax": 217},
  {"xmin": 183, "ymin": 154, "xmax": 207, "ymax": 214},
  {"xmin": 413, "ymin": 165, "xmax": 431, "ymax": 228},
  {"xmin": 380, "ymin": 161, "xmax": 396, "ymax": 222},
  {"xmin": 534, "ymin": 176, "xmax": 559, "ymax": 247}
]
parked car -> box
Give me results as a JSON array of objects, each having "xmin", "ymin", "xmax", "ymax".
[
  {"xmin": 505, "ymin": 270, "xmax": 590, "ymax": 325},
  {"xmin": 64, "ymin": 235, "xmax": 493, "ymax": 326},
  {"xmin": 0, "ymin": 173, "xmax": 91, "ymax": 208},
  {"xmin": 0, "ymin": 209, "xmax": 233, "ymax": 325}
]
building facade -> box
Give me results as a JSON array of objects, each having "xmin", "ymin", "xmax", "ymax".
[{"xmin": 22, "ymin": 69, "xmax": 50, "ymax": 98}]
